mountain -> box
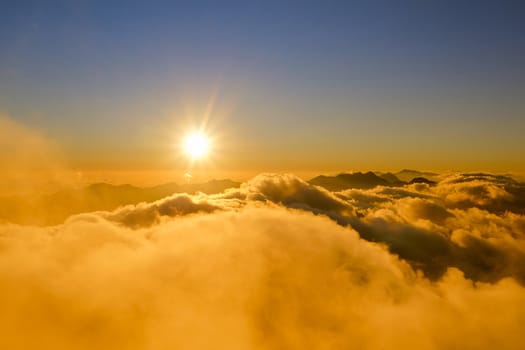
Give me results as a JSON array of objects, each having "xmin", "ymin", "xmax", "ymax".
[
  {"xmin": 395, "ymin": 169, "xmax": 439, "ymax": 182},
  {"xmin": 376, "ymin": 172, "xmax": 406, "ymax": 186},
  {"xmin": 309, "ymin": 172, "xmax": 392, "ymax": 191},
  {"xmin": 408, "ymin": 177, "xmax": 437, "ymax": 185},
  {"xmin": 0, "ymin": 179, "xmax": 240, "ymax": 226}
]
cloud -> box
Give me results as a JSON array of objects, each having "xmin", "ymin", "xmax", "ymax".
[
  {"xmin": 434, "ymin": 173, "xmax": 525, "ymax": 214},
  {"xmin": 1, "ymin": 172, "xmax": 525, "ymax": 348},
  {"xmin": 1, "ymin": 207, "xmax": 525, "ymax": 349},
  {"xmin": 104, "ymin": 193, "xmax": 222, "ymax": 228},
  {"xmin": 68, "ymin": 172, "xmax": 524, "ymax": 284}
]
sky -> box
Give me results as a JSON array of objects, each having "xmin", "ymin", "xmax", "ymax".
[{"xmin": 1, "ymin": 0, "xmax": 525, "ymax": 183}]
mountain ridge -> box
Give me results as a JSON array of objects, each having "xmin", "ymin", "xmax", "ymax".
[{"xmin": 0, "ymin": 179, "xmax": 240, "ymax": 225}]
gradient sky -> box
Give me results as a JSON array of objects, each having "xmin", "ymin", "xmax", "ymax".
[{"xmin": 1, "ymin": 0, "xmax": 524, "ymax": 182}]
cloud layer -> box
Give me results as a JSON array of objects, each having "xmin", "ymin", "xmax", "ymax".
[{"xmin": 1, "ymin": 173, "xmax": 525, "ymax": 349}]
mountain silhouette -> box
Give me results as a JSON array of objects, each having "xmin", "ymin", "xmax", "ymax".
[
  {"xmin": 0, "ymin": 179, "xmax": 240, "ymax": 226},
  {"xmin": 395, "ymin": 169, "xmax": 438, "ymax": 182},
  {"xmin": 376, "ymin": 172, "xmax": 406, "ymax": 186},
  {"xmin": 409, "ymin": 177, "xmax": 437, "ymax": 185},
  {"xmin": 309, "ymin": 172, "xmax": 392, "ymax": 191}
]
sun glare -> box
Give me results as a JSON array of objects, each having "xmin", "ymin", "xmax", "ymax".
[{"xmin": 184, "ymin": 132, "xmax": 209, "ymax": 159}]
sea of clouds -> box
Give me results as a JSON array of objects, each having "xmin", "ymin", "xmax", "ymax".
[{"xmin": 1, "ymin": 171, "xmax": 525, "ymax": 349}]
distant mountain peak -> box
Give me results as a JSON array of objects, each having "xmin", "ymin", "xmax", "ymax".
[
  {"xmin": 310, "ymin": 172, "xmax": 391, "ymax": 191},
  {"xmin": 395, "ymin": 169, "xmax": 439, "ymax": 182},
  {"xmin": 408, "ymin": 177, "xmax": 437, "ymax": 185}
]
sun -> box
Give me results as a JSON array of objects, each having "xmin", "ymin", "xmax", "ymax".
[{"xmin": 184, "ymin": 132, "xmax": 209, "ymax": 159}]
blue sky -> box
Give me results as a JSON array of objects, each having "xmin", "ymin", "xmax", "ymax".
[{"xmin": 1, "ymin": 0, "xmax": 524, "ymax": 175}]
